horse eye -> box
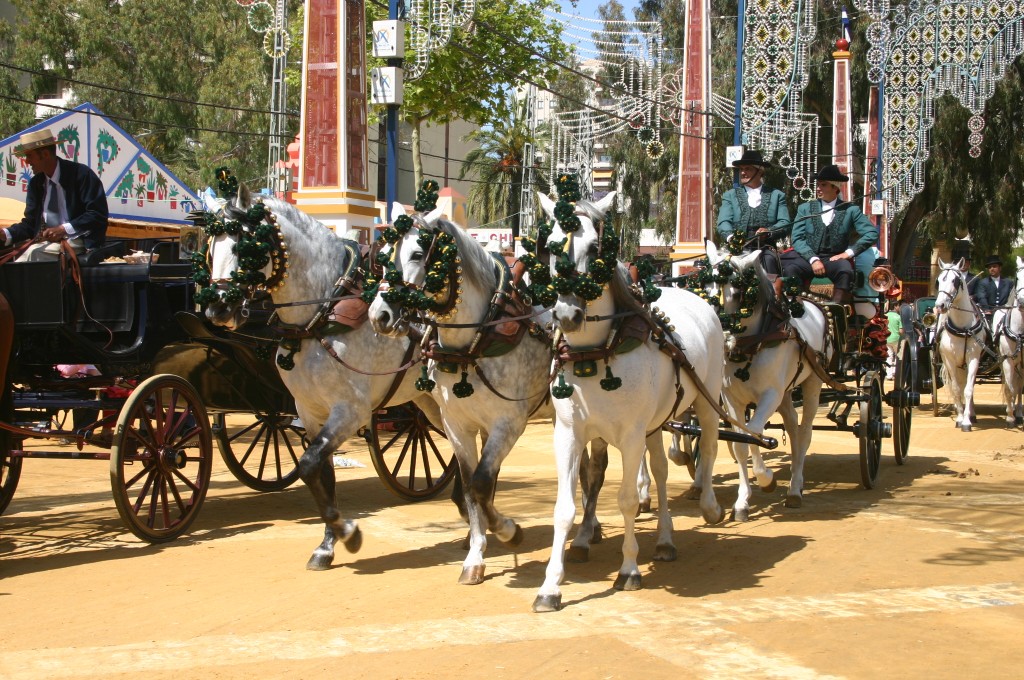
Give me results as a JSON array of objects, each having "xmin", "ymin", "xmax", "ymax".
[{"xmin": 409, "ymin": 251, "xmax": 424, "ymax": 262}]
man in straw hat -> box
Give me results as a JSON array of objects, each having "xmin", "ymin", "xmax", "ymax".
[
  {"xmin": 783, "ymin": 164, "xmax": 878, "ymax": 305},
  {"xmin": 3, "ymin": 127, "xmax": 107, "ymax": 261}
]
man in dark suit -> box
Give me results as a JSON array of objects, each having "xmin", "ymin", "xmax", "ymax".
[
  {"xmin": 783, "ymin": 164, "xmax": 878, "ymax": 304},
  {"xmin": 3, "ymin": 127, "xmax": 108, "ymax": 261},
  {"xmin": 975, "ymin": 255, "xmax": 1013, "ymax": 311}
]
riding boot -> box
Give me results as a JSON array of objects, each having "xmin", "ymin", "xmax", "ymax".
[{"xmin": 831, "ymin": 288, "xmax": 851, "ymax": 306}]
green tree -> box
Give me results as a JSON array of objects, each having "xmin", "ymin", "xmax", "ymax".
[
  {"xmin": 9, "ymin": 0, "xmax": 302, "ymax": 191},
  {"xmin": 458, "ymin": 96, "xmax": 546, "ymax": 235},
  {"xmin": 372, "ymin": 0, "xmax": 571, "ymax": 195}
]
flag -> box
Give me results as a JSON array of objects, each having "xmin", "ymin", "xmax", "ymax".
[{"xmin": 841, "ymin": 7, "xmax": 852, "ymax": 43}]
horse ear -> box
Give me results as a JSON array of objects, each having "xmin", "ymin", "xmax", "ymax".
[
  {"xmin": 537, "ymin": 192, "xmax": 556, "ymax": 219},
  {"xmin": 1017, "ymin": 255, "xmax": 1024, "ymax": 270},
  {"xmin": 423, "ymin": 205, "xmax": 445, "ymax": 227},
  {"xmin": 236, "ymin": 183, "xmax": 252, "ymax": 209},
  {"xmin": 937, "ymin": 257, "xmax": 947, "ymax": 269},
  {"xmin": 594, "ymin": 191, "xmax": 616, "ymax": 215},
  {"xmin": 956, "ymin": 257, "xmax": 966, "ymax": 271},
  {"xmin": 704, "ymin": 238, "xmax": 718, "ymax": 263},
  {"xmin": 389, "ymin": 202, "xmax": 406, "ymax": 224}
]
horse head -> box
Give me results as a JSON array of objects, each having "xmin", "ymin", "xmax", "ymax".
[
  {"xmin": 199, "ymin": 184, "xmax": 285, "ymax": 330},
  {"xmin": 368, "ymin": 202, "xmax": 485, "ymax": 337},
  {"xmin": 537, "ymin": 190, "xmax": 617, "ymax": 334},
  {"xmin": 933, "ymin": 257, "xmax": 967, "ymax": 315}
]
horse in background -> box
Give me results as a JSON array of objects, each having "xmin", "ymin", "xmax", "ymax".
[
  {"xmin": 702, "ymin": 240, "xmax": 832, "ymax": 515},
  {"xmin": 994, "ymin": 256, "xmax": 1024, "ymax": 427},
  {"xmin": 934, "ymin": 258, "xmax": 988, "ymax": 432}
]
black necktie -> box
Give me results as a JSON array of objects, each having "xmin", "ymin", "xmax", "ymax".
[{"xmin": 44, "ymin": 181, "xmax": 61, "ymax": 228}]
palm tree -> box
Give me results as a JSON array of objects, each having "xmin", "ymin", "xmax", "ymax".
[{"xmin": 458, "ymin": 97, "xmax": 547, "ymax": 237}]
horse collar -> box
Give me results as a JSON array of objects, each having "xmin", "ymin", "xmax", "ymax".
[{"xmin": 944, "ymin": 315, "xmax": 986, "ymax": 338}]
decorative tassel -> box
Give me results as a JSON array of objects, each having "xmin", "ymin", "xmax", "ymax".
[
  {"xmin": 452, "ymin": 370, "xmax": 474, "ymax": 398},
  {"xmin": 415, "ymin": 365, "xmax": 435, "ymax": 392},
  {"xmin": 277, "ymin": 339, "xmax": 300, "ymax": 371},
  {"xmin": 551, "ymin": 372, "xmax": 574, "ymax": 399},
  {"xmin": 599, "ymin": 365, "xmax": 622, "ymax": 391},
  {"xmin": 734, "ymin": 362, "xmax": 752, "ymax": 382}
]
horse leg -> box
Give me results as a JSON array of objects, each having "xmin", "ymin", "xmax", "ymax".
[
  {"xmin": 963, "ymin": 353, "xmax": 982, "ymax": 432},
  {"xmin": 613, "ymin": 435, "xmax": 646, "ymax": 591},
  {"xmin": 1000, "ymin": 347, "xmax": 1018, "ymax": 427},
  {"xmin": 692, "ymin": 396, "xmax": 724, "ymax": 525},
  {"xmin": 645, "ymin": 432, "xmax": 676, "ymax": 562},
  {"xmin": 534, "ymin": 426, "xmax": 586, "ymax": 612},
  {"xmin": 298, "ymin": 407, "xmax": 363, "ymax": 571},
  {"xmin": 636, "ymin": 452, "xmax": 652, "ymax": 514},
  {"xmin": 470, "ymin": 424, "xmax": 524, "ymax": 548},
  {"xmin": 570, "ymin": 439, "xmax": 608, "ymax": 563},
  {"xmin": 448, "ymin": 428, "xmax": 489, "ymax": 585},
  {"xmin": 786, "ymin": 381, "xmax": 821, "ymax": 508}
]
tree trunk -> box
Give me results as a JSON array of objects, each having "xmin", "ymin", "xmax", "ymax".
[
  {"xmin": 412, "ymin": 121, "xmax": 424, "ymax": 192},
  {"xmin": 890, "ymin": 192, "xmax": 932, "ymax": 278}
]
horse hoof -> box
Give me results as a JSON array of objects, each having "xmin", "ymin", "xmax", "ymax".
[
  {"xmin": 961, "ymin": 423, "xmax": 972, "ymax": 433},
  {"xmin": 566, "ymin": 545, "xmax": 590, "ymax": 563},
  {"xmin": 589, "ymin": 524, "xmax": 603, "ymax": 545},
  {"xmin": 654, "ymin": 543, "xmax": 677, "ymax": 562},
  {"xmin": 343, "ymin": 526, "xmax": 362, "ymax": 554},
  {"xmin": 1015, "ymin": 416, "xmax": 1023, "ymax": 426},
  {"xmin": 613, "ymin": 572, "xmax": 642, "ymax": 591},
  {"xmin": 532, "ymin": 593, "xmax": 562, "ymax": 612},
  {"xmin": 760, "ymin": 477, "xmax": 778, "ymax": 493},
  {"xmin": 305, "ymin": 550, "xmax": 334, "ymax": 571},
  {"xmin": 636, "ymin": 499, "xmax": 652, "ymax": 516},
  {"xmin": 704, "ymin": 506, "xmax": 726, "ymax": 525},
  {"xmin": 784, "ymin": 494, "xmax": 803, "ymax": 508},
  {"xmin": 501, "ymin": 524, "xmax": 524, "ymax": 548},
  {"xmin": 683, "ymin": 486, "xmax": 703, "ymax": 501},
  {"xmin": 730, "ymin": 507, "xmax": 750, "ymax": 522},
  {"xmin": 458, "ymin": 564, "xmax": 486, "ymax": 585}
]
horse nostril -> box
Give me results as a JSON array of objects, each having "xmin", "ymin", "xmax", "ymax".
[{"xmin": 572, "ymin": 309, "xmax": 584, "ymax": 325}]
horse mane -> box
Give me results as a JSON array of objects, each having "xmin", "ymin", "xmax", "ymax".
[
  {"xmin": 752, "ymin": 256, "xmax": 776, "ymax": 309},
  {"xmin": 609, "ymin": 263, "xmax": 646, "ymax": 315},
  {"xmin": 430, "ymin": 217, "xmax": 498, "ymax": 292}
]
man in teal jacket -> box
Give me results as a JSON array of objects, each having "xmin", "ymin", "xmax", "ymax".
[
  {"xmin": 716, "ymin": 149, "xmax": 791, "ymax": 276},
  {"xmin": 783, "ymin": 164, "xmax": 878, "ymax": 304}
]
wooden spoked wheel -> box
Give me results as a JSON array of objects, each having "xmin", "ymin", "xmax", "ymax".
[
  {"xmin": 109, "ymin": 374, "xmax": 212, "ymax": 543},
  {"xmin": 213, "ymin": 413, "xmax": 303, "ymax": 492},
  {"xmin": 858, "ymin": 373, "xmax": 885, "ymax": 490},
  {"xmin": 366, "ymin": 403, "xmax": 457, "ymax": 501},
  {"xmin": 0, "ymin": 387, "xmax": 21, "ymax": 516},
  {"xmin": 892, "ymin": 344, "xmax": 913, "ymax": 465}
]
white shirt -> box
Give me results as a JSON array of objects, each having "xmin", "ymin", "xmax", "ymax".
[
  {"xmin": 745, "ymin": 185, "xmax": 763, "ymax": 208},
  {"xmin": 3, "ymin": 164, "xmax": 74, "ymax": 246}
]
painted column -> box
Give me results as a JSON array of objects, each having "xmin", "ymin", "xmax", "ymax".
[
  {"xmin": 295, "ymin": 0, "xmax": 378, "ymax": 241},
  {"xmin": 832, "ymin": 39, "xmax": 852, "ymax": 178},
  {"xmin": 672, "ymin": 0, "xmax": 711, "ymax": 273},
  {"xmin": 863, "ymin": 86, "xmax": 886, "ymax": 256}
]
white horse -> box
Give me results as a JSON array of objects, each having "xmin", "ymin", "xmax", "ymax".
[
  {"xmin": 703, "ymin": 240, "xmax": 831, "ymax": 515},
  {"xmin": 202, "ymin": 186, "xmax": 437, "ymax": 569},
  {"xmin": 367, "ymin": 204, "xmax": 573, "ymax": 584},
  {"xmin": 994, "ymin": 257, "xmax": 1024, "ymax": 427},
  {"xmin": 532, "ymin": 192, "xmax": 725, "ymax": 612},
  {"xmin": 934, "ymin": 258, "xmax": 988, "ymax": 432}
]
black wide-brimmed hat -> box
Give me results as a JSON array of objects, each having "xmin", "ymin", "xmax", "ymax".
[
  {"xmin": 732, "ymin": 149, "xmax": 771, "ymax": 168},
  {"xmin": 815, "ymin": 164, "xmax": 849, "ymax": 183},
  {"xmin": 985, "ymin": 255, "xmax": 1003, "ymax": 267}
]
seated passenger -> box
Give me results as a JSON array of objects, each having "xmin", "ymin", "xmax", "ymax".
[{"xmin": 783, "ymin": 164, "xmax": 878, "ymax": 305}]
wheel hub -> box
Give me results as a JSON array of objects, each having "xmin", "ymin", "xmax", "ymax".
[{"xmin": 161, "ymin": 447, "xmax": 188, "ymax": 469}]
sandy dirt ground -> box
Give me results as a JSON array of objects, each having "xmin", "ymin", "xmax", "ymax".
[{"xmin": 2, "ymin": 381, "xmax": 1024, "ymax": 679}]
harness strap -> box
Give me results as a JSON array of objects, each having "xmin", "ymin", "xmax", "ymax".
[{"xmin": 316, "ymin": 326, "xmax": 423, "ymax": 378}]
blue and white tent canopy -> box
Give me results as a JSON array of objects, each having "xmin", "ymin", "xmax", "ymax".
[{"xmin": 0, "ymin": 103, "xmax": 201, "ymax": 224}]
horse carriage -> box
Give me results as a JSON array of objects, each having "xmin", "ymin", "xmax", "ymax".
[
  {"xmin": 666, "ymin": 237, "xmax": 921, "ymax": 494},
  {"xmin": 0, "ymin": 231, "xmax": 456, "ymax": 543}
]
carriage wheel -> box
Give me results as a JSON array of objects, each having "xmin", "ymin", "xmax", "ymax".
[
  {"xmin": 893, "ymin": 344, "xmax": 913, "ymax": 465},
  {"xmin": 0, "ymin": 387, "xmax": 21, "ymax": 516},
  {"xmin": 858, "ymin": 373, "xmax": 884, "ymax": 489},
  {"xmin": 366, "ymin": 403, "xmax": 457, "ymax": 501},
  {"xmin": 109, "ymin": 374, "xmax": 213, "ymax": 543},
  {"xmin": 214, "ymin": 412, "xmax": 303, "ymax": 492}
]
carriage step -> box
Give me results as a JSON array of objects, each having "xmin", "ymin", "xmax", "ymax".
[{"xmin": 665, "ymin": 421, "xmax": 778, "ymax": 450}]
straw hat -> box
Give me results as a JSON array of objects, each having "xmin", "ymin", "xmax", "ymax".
[{"xmin": 13, "ymin": 128, "xmax": 57, "ymax": 156}]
